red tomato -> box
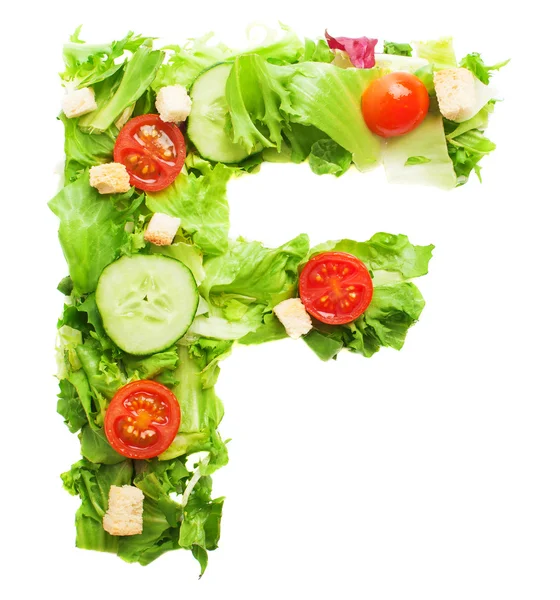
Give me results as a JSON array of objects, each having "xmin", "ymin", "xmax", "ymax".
[
  {"xmin": 299, "ymin": 252, "xmax": 374, "ymax": 325},
  {"xmin": 113, "ymin": 114, "xmax": 186, "ymax": 192},
  {"xmin": 104, "ymin": 380, "xmax": 181, "ymax": 459},
  {"xmin": 361, "ymin": 72, "xmax": 429, "ymax": 138}
]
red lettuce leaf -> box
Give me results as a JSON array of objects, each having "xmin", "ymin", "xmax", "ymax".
[{"xmin": 325, "ymin": 31, "xmax": 378, "ymax": 68}]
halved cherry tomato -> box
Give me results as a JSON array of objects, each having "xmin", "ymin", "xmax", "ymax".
[
  {"xmin": 361, "ymin": 72, "xmax": 429, "ymax": 138},
  {"xmin": 104, "ymin": 380, "xmax": 181, "ymax": 459},
  {"xmin": 113, "ymin": 114, "xmax": 186, "ymax": 192},
  {"xmin": 299, "ymin": 252, "xmax": 374, "ymax": 325}
]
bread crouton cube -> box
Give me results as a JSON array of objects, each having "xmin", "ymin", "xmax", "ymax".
[
  {"xmin": 62, "ymin": 87, "xmax": 97, "ymax": 119},
  {"xmin": 433, "ymin": 67, "xmax": 478, "ymax": 122},
  {"xmin": 273, "ymin": 298, "xmax": 313, "ymax": 339},
  {"xmin": 155, "ymin": 85, "xmax": 192, "ymax": 123},
  {"xmin": 144, "ymin": 212, "xmax": 181, "ymax": 246},
  {"xmin": 89, "ymin": 163, "xmax": 131, "ymax": 194},
  {"xmin": 103, "ymin": 485, "xmax": 144, "ymax": 536}
]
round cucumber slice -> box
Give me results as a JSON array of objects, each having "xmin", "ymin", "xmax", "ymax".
[
  {"xmin": 188, "ymin": 63, "xmax": 259, "ymax": 164},
  {"xmin": 96, "ymin": 254, "xmax": 198, "ymax": 355}
]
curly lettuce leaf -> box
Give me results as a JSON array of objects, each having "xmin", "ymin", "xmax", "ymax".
[
  {"xmin": 61, "ymin": 27, "xmax": 152, "ymax": 87},
  {"xmin": 78, "ymin": 46, "xmax": 164, "ymax": 133},
  {"xmin": 153, "ymin": 25, "xmax": 307, "ymax": 91},
  {"xmin": 226, "ymin": 54, "xmax": 293, "ymax": 152},
  {"xmin": 75, "ymin": 339, "xmax": 125, "ymax": 399},
  {"xmin": 153, "ymin": 33, "xmax": 231, "ymax": 91},
  {"xmin": 459, "ymin": 52, "xmax": 510, "ymax": 85}
]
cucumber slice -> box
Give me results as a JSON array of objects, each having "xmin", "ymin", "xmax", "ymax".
[
  {"xmin": 188, "ymin": 63, "xmax": 256, "ymax": 164},
  {"xmin": 96, "ymin": 255, "xmax": 198, "ymax": 355}
]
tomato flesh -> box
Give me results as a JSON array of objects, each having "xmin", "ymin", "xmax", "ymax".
[
  {"xmin": 299, "ymin": 252, "xmax": 374, "ymax": 325},
  {"xmin": 114, "ymin": 114, "xmax": 186, "ymax": 192},
  {"xmin": 361, "ymin": 72, "xmax": 429, "ymax": 138},
  {"xmin": 104, "ymin": 380, "xmax": 181, "ymax": 459}
]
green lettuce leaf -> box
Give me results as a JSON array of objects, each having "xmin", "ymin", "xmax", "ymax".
[
  {"xmin": 414, "ymin": 37, "xmax": 457, "ymax": 70},
  {"xmin": 80, "ymin": 425, "xmax": 127, "ymax": 464},
  {"xmin": 122, "ymin": 347, "xmax": 179, "ymax": 381},
  {"xmin": 238, "ymin": 310, "xmax": 289, "ymax": 345},
  {"xmin": 444, "ymin": 102, "xmax": 497, "ymax": 184},
  {"xmin": 302, "ymin": 38, "xmax": 334, "ymax": 63},
  {"xmin": 310, "ymin": 232, "xmax": 433, "ymax": 280},
  {"xmin": 48, "ymin": 171, "xmax": 141, "ymax": 294},
  {"xmin": 159, "ymin": 341, "xmax": 230, "ymax": 463},
  {"xmin": 75, "ymin": 339, "xmax": 126, "ymax": 399},
  {"xmin": 57, "ymin": 378, "xmax": 88, "ymax": 433},
  {"xmin": 405, "ymin": 156, "xmax": 431, "ymax": 166},
  {"xmin": 459, "ymin": 52, "xmax": 510, "ymax": 85},
  {"xmin": 286, "ymin": 62, "xmax": 385, "ymax": 170},
  {"xmin": 383, "ymin": 41, "xmax": 413, "ymax": 56},
  {"xmin": 192, "ymin": 234, "xmax": 309, "ymax": 341},
  {"xmin": 152, "ymin": 25, "xmax": 307, "ymax": 92},
  {"xmin": 152, "ymin": 33, "xmax": 232, "ymax": 91},
  {"xmin": 119, "ymin": 456, "xmax": 189, "ymax": 564},
  {"xmin": 279, "ymin": 123, "xmax": 326, "ymax": 163},
  {"xmin": 56, "ymin": 324, "xmax": 83, "ymax": 378},
  {"xmin": 60, "ymin": 114, "xmax": 116, "ymax": 184},
  {"xmin": 226, "ymin": 54, "xmax": 293, "ymax": 152},
  {"xmin": 201, "ymin": 234, "xmax": 309, "ymax": 304},
  {"xmin": 61, "ymin": 27, "xmax": 152, "ymax": 87},
  {"xmin": 145, "ymin": 165, "xmax": 233, "ymax": 256},
  {"xmin": 76, "ymin": 294, "xmax": 117, "ymax": 351},
  {"xmin": 79, "ymin": 46, "xmax": 164, "ymax": 133},
  {"xmin": 62, "ymin": 459, "xmax": 133, "ymax": 553},
  {"xmin": 117, "ymin": 497, "xmax": 179, "ymax": 565},
  {"xmin": 308, "ymin": 139, "xmax": 352, "ymax": 176},
  {"xmin": 414, "ymin": 64, "xmax": 435, "ymax": 95},
  {"xmin": 179, "ymin": 474, "xmax": 224, "ymax": 574},
  {"xmin": 63, "ymin": 367, "xmax": 100, "ymax": 428}
]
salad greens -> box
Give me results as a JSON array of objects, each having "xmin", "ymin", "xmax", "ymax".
[
  {"xmin": 383, "ymin": 41, "xmax": 413, "ymax": 57},
  {"xmin": 51, "ymin": 24, "xmax": 504, "ymax": 571}
]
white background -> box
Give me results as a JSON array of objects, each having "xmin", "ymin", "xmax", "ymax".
[{"xmin": 2, "ymin": 1, "xmax": 559, "ymax": 598}]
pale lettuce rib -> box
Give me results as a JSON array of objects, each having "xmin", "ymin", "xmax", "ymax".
[{"xmin": 383, "ymin": 113, "xmax": 457, "ymax": 190}]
